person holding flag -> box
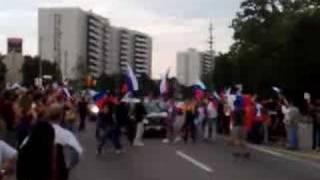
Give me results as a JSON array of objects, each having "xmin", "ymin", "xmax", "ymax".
[{"xmin": 160, "ymin": 68, "xmax": 170, "ymax": 96}]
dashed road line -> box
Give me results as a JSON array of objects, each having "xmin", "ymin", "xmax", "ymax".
[{"xmin": 176, "ymin": 150, "xmax": 214, "ymax": 173}]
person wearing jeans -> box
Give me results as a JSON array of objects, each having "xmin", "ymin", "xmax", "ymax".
[
  {"xmin": 96, "ymin": 104, "xmax": 121, "ymax": 154},
  {"xmin": 163, "ymin": 99, "xmax": 178, "ymax": 143},
  {"xmin": 204, "ymin": 98, "xmax": 218, "ymax": 141},
  {"xmin": 183, "ymin": 99, "xmax": 196, "ymax": 144},
  {"xmin": 284, "ymin": 101, "xmax": 301, "ymax": 150}
]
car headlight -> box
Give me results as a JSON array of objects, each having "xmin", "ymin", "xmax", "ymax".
[
  {"xmin": 143, "ymin": 119, "xmax": 149, "ymax": 125},
  {"xmin": 89, "ymin": 104, "xmax": 99, "ymax": 114}
]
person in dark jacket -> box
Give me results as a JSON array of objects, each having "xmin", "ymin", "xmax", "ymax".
[
  {"xmin": 96, "ymin": 103, "xmax": 121, "ymax": 155},
  {"xmin": 133, "ymin": 101, "xmax": 146, "ymax": 146},
  {"xmin": 115, "ymin": 101, "xmax": 129, "ymax": 146},
  {"xmin": 17, "ymin": 121, "xmax": 56, "ymax": 180},
  {"xmin": 16, "ymin": 107, "xmax": 34, "ymax": 147},
  {"xmin": 78, "ymin": 97, "xmax": 88, "ymax": 131}
]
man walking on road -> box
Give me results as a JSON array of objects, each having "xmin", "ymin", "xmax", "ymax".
[
  {"xmin": 78, "ymin": 96, "xmax": 88, "ymax": 132},
  {"xmin": 133, "ymin": 100, "xmax": 147, "ymax": 146}
]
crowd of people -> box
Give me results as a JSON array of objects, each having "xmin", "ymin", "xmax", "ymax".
[
  {"xmin": 0, "ymin": 84, "xmax": 83, "ymax": 180},
  {"xmin": 0, "ymin": 83, "xmax": 319, "ymax": 179}
]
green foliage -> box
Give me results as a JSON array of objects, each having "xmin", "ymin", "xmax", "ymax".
[
  {"xmin": 95, "ymin": 74, "xmax": 121, "ymax": 92},
  {"xmin": 21, "ymin": 56, "xmax": 62, "ymax": 86},
  {"xmin": 138, "ymin": 73, "xmax": 157, "ymax": 96},
  {"xmin": 213, "ymin": 0, "xmax": 320, "ymax": 98}
]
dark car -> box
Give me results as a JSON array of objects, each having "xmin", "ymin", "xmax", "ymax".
[{"xmin": 143, "ymin": 99, "xmax": 168, "ymax": 137}]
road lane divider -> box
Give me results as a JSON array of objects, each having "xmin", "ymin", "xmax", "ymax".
[{"xmin": 176, "ymin": 150, "xmax": 213, "ymax": 173}]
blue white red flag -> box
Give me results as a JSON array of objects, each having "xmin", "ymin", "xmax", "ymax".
[{"xmin": 125, "ymin": 64, "xmax": 139, "ymax": 92}]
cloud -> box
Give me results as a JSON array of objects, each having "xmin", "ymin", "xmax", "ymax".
[{"xmin": 0, "ymin": 0, "xmax": 239, "ymax": 78}]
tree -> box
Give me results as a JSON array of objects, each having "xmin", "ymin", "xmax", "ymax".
[
  {"xmin": 213, "ymin": 0, "xmax": 320, "ymax": 100},
  {"xmin": 138, "ymin": 73, "xmax": 157, "ymax": 96},
  {"xmin": 0, "ymin": 55, "xmax": 7, "ymax": 88},
  {"xmin": 21, "ymin": 56, "xmax": 62, "ymax": 86},
  {"xmin": 95, "ymin": 74, "xmax": 122, "ymax": 92}
]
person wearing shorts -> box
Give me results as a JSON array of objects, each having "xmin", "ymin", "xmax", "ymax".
[{"xmin": 231, "ymin": 96, "xmax": 250, "ymax": 157}]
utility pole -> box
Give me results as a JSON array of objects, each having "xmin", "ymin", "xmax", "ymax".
[
  {"xmin": 64, "ymin": 51, "xmax": 68, "ymax": 81},
  {"xmin": 39, "ymin": 36, "xmax": 43, "ymax": 87},
  {"xmin": 209, "ymin": 22, "xmax": 215, "ymax": 70}
]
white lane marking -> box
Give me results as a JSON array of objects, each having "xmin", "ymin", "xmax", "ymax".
[
  {"xmin": 176, "ymin": 150, "xmax": 213, "ymax": 173},
  {"xmin": 248, "ymin": 144, "xmax": 320, "ymax": 170},
  {"xmin": 248, "ymin": 144, "xmax": 284, "ymax": 157}
]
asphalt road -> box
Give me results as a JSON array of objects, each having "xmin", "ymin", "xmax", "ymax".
[{"xmin": 70, "ymin": 122, "xmax": 320, "ymax": 180}]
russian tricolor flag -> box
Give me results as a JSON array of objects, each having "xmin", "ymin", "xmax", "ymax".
[
  {"xmin": 93, "ymin": 91, "xmax": 108, "ymax": 109},
  {"xmin": 193, "ymin": 80, "xmax": 206, "ymax": 90},
  {"xmin": 192, "ymin": 79, "xmax": 206, "ymax": 100},
  {"xmin": 124, "ymin": 64, "xmax": 139, "ymax": 92}
]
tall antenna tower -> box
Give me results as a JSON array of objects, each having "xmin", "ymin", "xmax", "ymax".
[{"xmin": 208, "ymin": 22, "xmax": 215, "ymax": 70}]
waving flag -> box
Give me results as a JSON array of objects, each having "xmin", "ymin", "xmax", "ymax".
[
  {"xmin": 193, "ymin": 79, "xmax": 206, "ymax": 90},
  {"xmin": 57, "ymin": 86, "xmax": 71, "ymax": 100},
  {"xmin": 213, "ymin": 91, "xmax": 221, "ymax": 100},
  {"xmin": 192, "ymin": 79, "xmax": 206, "ymax": 100},
  {"xmin": 272, "ymin": 86, "xmax": 281, "ymax": 94},
  {"xmin": 125, "ymin": 64, "xmax": 139, "ymax": 92},
  {"xmin": 93, "ymin": 91, "xmax": 108, "ymax": 109},
  {"xmin": 62, "ymin": 87, "xmax": 71, "ymax": 98},
  {"xmin": 160, "ymin": 68, "xmax": 170, "ymax": 95}
]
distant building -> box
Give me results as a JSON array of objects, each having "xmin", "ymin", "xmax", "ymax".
[
  {"xmin": 38, "ymin": 8, "xmax": 88, "ymax": 80},
  {"xmin": 86, "ymin": 11, "xmax": 111, "ymax": 78},
  {"xmin": 111, "ymin": 28, "xmax": 152, "ymax": 77},
  {"xmin": 2, "ymin": 52, "xmax": 24, "ymax": 84},
  {"xmin": 38, "ymin": 7, "xmax": 152, "ymax": 80},
  {"xmin": 177, "ymin": 48, "xmax": 201, "ymax": 86},
  {"xmin": 176, "ymin": 48, "xmax": 214, "ymax": 86},
  {"xmin": 7, "ymin": 38, "xmax": 23, "ymax": 54}
]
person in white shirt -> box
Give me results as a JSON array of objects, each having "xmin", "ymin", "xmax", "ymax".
[
  {"xmin": 204, "ymin": 98, "xmax": 218, "ymax": 141},
  {"xmin": 0, "ymin": 140, "xmax": 16, "ymax": 179}
]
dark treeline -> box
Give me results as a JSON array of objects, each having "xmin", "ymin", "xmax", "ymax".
[{"xmin": 213, "ymin": 0, "xmax": 320, "ymax": 101}]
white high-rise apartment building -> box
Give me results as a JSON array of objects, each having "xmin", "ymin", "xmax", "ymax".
[
  {"xmin": 38, "ymin": 7, "xmax": 152, "ymax": 80},
  {"xmin": 108, "ymin": 27, "xmax": 152, "ymax": 78},
  {"xmin": 39, "ymin": 8, "xmax": 88, "ymax": 79},
  {"xmin": 176, "ymin": 48, "xmax": 214, "ymax": 86},
  {"xmin": 86, "ymin": 12, "xmax": 111, "ymax": 78}
]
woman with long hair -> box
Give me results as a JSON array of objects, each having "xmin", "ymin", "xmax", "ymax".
[{"xmin": 17, "ymin": 121, "xmax": 55, "ymax": 180}]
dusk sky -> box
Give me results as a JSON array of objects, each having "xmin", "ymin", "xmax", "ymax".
[{"xmin": 0, "ymin": 0, "xmax": 242, "ymax": 77}]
